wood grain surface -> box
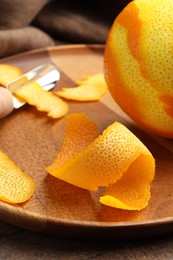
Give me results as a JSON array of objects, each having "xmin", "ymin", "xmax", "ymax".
[
  {"xmin": 0, "ymin": 45, "xmax": 173, "ymax": 240},
  {"xmin": 0, "ymin": 220, "xmax": 173, "ymax": 259}
]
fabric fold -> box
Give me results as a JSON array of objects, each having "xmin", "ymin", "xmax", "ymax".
[{"xmin": 0, "ymin": 0, "xmax": 131, "ymax": 58}]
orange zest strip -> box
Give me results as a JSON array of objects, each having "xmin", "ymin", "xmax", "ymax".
[
  {"xmin": 14, "ymin": 81, "xmax": 69, "ymax": 118},
  {"xmin": 100, "ymin": 152, "xmax": 154, "ymax": 210},
  {"xmin": 0, "ymin": 64, "xmax": 23, "ymax": 86},
  {"xmin": 46, "ymin": 116, "xmax": 155, "ymax": 210},
  {"xmin": 0, "ymin": 64, "xmax": 23, "ymax": 87},
  {"xmin": 46, "ymin": 113, "xmax": 100, "ymax": 174},
  {"xmin": 0, "ymin": 150, "xmax": 35, "ymax": 204},
  {"xmin": 56, "ymin": 74, "xmax": 108, "ymax": 101}
]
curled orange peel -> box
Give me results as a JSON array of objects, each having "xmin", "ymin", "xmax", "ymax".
[
  {"xmin": 46, "ymin": 113, "xmax": 155, "ymax": 210},
  {"xmin": 46, "ymin": 113, "xmax": 100, "ymax": 173},
  {"xmin": 100, "ymin": 153, "xmax": 154, "ymax": 210},
  {"xmin": 0, "ymin": 64, "xmax": 23, "ymax": 86},
  {"xmin": 14, "ymin": 81, "xmax": 69, "ymax": 118},
  {"xmin": 0, "ymin": 150, "xmax": 35, "ymax": 204},
  {"xmin": 56, "ymin": 74, "xmax": 108, "ymax": 101}
]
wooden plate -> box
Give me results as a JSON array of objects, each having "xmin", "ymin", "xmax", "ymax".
[{"xmin": 0, "ymin": 44, "xmax": 173, "ymax": 240}]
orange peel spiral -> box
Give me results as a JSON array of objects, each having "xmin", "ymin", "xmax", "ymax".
[
  {"xmin": 46, "ymin": 113, "xmax": 100, "ymax": 173},
  {"xmin": 47, "ymin": 113, "xmax": 155, "ymax": 210}
]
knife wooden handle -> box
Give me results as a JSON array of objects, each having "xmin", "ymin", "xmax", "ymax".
[{"xmin": 0, "ymin": 88, "xmax": 14, "ymax": 119}]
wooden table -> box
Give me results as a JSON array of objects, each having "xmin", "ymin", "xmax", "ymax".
[{"xmin": 0, "ymin": 220, "xmax": 172, "ymax": 259}]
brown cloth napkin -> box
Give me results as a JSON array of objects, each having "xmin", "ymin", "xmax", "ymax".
[{"xmin": 0, "ymin": 0, "xmax": 131, "ymax": 58}]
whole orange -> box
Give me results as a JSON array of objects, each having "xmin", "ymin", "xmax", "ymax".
[{"xmin": 104, "ymin": 0, "xmax": 173, "ymax": 138}]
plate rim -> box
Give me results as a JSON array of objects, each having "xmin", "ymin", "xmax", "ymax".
[
  {"xmin": 0, "ymin": 44, "xmax": 105, "ymax": 63},
  {"xmin": 1, "ymin": 201, "xmax": 173, "ymax": 239}
]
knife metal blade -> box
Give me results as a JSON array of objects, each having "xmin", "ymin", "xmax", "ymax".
[{"xmin": 6, "ymin": 63, "xmax": 60, "ymax": 109}]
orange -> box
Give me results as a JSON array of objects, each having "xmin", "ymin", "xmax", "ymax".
[{"xmin": 104, "ymin": 0, "xmax": 173, "ymax": 138}]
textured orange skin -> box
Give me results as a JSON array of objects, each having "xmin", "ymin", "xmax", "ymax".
[
  {"xmin": 104, "ymin": 39, "xmax": 142, "ymax": 122},
  {"xmin": 56, "ymin": 74, "xmax": 108, "ymax": 101},
  {"xmin": 159, "ymin": 95, "xmax": 173, "ymax": 119},
  {"xmin": 104, "ymin": 3, "xmax": 144, "ymax": 127},
  {"xmin": 117, "ymin": 1, "xmax": 141, "ymax": 61},
  {"xmin": 47, "ymin": 115, "xmax": 155, "ymax": 210},
  {"xmin": 0, "ymin": 64, "xmax": 22, "ymax": 86},
  {"xmin": 104, "ymin": 1, "xmax": 173, "ymax": 138},
  {"xmin": 46, "ymin": 113, "xmax": 100, "ymax": 174},
  {"xmin": 0, "ymin": 150, "xmax": 35, "ymax": 204}
]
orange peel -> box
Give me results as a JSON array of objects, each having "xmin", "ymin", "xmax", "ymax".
[
  {"xmin": 56, "ymin": 74, "xmax": 108, "ymax": 101},
  {"xmin": 46, "ymin": 112, "xmax": 100, "ymax": 174},
  {"xmin": 0, "ymin": 64, "xmax": 23, "ymax": 86},
  {"xmin": 100, "ymin": 153, "xmax": 153, "ymax": 210},
  {"xmin": 0, "ymin": 150, "xmax": 35, "ymax": 204},
  {"xmin": 47, "ymin": 114, "xmax": 155, "ymax": 210},
  {"xmin": 14, "ymin": 81, "xmax": 69, "ymax": 118}
]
